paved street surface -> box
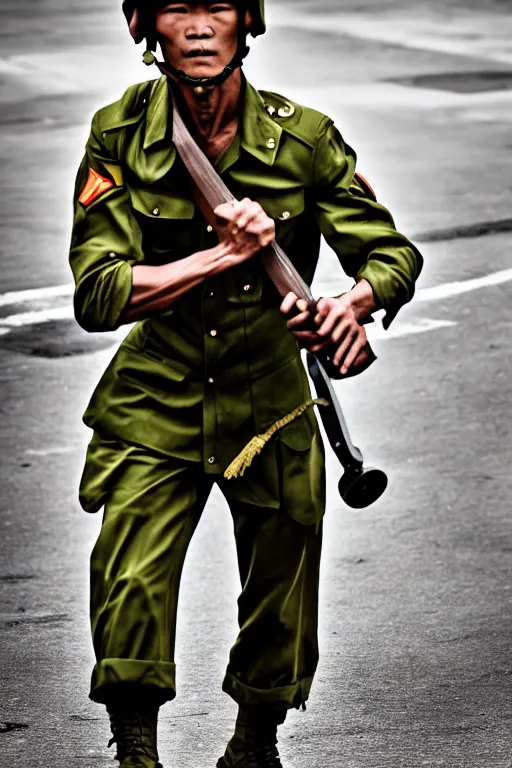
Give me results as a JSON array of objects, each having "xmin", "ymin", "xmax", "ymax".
[{"xmin": 1, "ymin": 1, "xmax": 512, "ymax": 766}]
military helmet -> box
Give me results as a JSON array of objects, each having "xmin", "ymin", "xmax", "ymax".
[{"xmin": 122, "ymin": 0, "xmax": 266, "ymax": 41}]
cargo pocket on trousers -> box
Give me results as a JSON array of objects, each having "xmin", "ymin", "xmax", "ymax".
[
  {"xmin": 78, "ymin": 435, "xmax": 142, "ymax": 514},
  {"xmin": 277, "ymin": 417, "xmax": 326, "ymax": 527}
]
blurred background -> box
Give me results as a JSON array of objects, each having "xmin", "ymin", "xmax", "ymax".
[{"xmin": 1, "ymin": 1, "xmax": 512, "ymax": 766}]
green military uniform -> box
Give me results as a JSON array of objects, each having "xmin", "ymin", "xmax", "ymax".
[{"xmin": 70, "ymin": 74, "xmax": 422, "ymax": 710}]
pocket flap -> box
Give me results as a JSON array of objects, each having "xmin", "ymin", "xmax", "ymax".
[
  {"xmin": 119, "ymin": 345, "xmax": 191, "ymax": 386},
  {"xmin": 129, "ymin": 186, "xmax": 195, "ymax": 220},
  {"xmin": 258, "ymin": 188, "xmax": 305, "ymax": 221},
  {"xmin": 277, "ymin": 413, "xmax": 314, "ymax": 453}
]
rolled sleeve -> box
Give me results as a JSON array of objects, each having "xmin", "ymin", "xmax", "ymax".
[
  {"xmin": 69, "ymin": 112, "xmax": 141, "ymax": 332},
  {"xmin": 313, "ymin": 118, "xmax": 423, "ymax": 327}
]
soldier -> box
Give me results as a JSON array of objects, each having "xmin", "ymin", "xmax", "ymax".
[{"xmin": 69, "ymin": 1, "xmax": 423, "ymax": 767}]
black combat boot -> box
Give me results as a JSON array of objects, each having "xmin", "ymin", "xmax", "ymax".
[
  {"xmin": 217, "ymin": 707, "xmax": 287, "ymax": 768},
  {"xmin": 107, "ymin": 700, "xmax": 163, "ymax": 768}
]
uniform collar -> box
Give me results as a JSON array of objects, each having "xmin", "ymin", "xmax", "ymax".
[
  {"xmin": 143, "ymin": 76, "xmax": 170, "ymax": 150},
  {"xmin": 143, "ymin": 74, "xmax": 282, "ymax": 166}
]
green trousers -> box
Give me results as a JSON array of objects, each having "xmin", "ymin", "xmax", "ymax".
[{"xmin": 88, "ymin": 441, "xmax": 324, "ymax": 711}]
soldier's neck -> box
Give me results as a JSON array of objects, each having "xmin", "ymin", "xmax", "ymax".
[{"xmin": 174, "ymin": 70, "xmax": 243, "ymax": 159}]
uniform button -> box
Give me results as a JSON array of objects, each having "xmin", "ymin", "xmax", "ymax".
[
  {"xmin": 210, "ymin": 330, "xmax": 218, "ymax": 337},
  {"xmin": 209, "ymin": 291, "xmax": 214, "ymax": 298},
  {"xmin": 278, "ymin": 102, "xmax": 296, "ymax": 118},
  {"xmin": 279, "ymin": 211, "xmax": 291, "ymax": 220},
  {"xmin": 266, "ymin": 138, "xmax": 276, "ymax": 149},
  {"xmin": 243, "ymin": 284, "xmax": 252, "ymax": 292},
  {"xmin": 206, "ymin": 225, "xmax": 213, "ymax": 233},
  {"xmin": 208, "ymin": 456, "xmax": 216, "ymax": 465},
  {"xmin": 152, "ymin": 207, "xmax": 160, "ymax": 216},
  {"xmin": 208, "ymin": 377, "xmax": 214, "ymax": 384}
]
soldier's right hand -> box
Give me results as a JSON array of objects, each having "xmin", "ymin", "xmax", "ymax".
[{"xmin": 213, "ymin": 199, "xmax": 275, "ymax": 265}]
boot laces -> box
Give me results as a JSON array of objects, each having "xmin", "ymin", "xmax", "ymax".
[
  {"xmin": 240, "ymin": 723, "xmax": 283, "ymax": 768},
  {"xmin": 254, "ymin": 736, "xmax": 282, "ymax": 768},
  {"xmin": 107, "ymin": 710, "xmax": 158, "ymax": 764}
]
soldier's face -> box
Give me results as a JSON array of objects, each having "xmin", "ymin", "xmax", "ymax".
[{"xmin": 155, "ymin": 2, "xmax": 248, "ymax": 77}]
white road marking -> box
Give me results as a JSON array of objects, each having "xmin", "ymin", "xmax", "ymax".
[
  {"xmin": 0, "ymin": 306, "xmax": 74, "ymax": 327},
  {"xmin": 367, "ymin": 317, "xmax": 457, "ymax": 341},
  {"xmin": 415, "ymin": 268, "xmax": 512, "ymax": 303},
  {"xmin": 25, "ymin": 446, "xmax": 79, "ymax": 457},
  {"xmin": 0, "ymin": 283, "xmax": 73, "ymax": 308}
]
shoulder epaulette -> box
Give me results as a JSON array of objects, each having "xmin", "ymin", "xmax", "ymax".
[{"xmin": 258, "ymin": 89, "xmax": 328, "ymax": 149}]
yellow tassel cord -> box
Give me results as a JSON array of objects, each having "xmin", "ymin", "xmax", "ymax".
[{"xmin": 224, "ymin": 398, "xmax": 329, "ymax": 480}]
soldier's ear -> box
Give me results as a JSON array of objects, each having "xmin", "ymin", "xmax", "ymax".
[
  {"xmin": 244, "ymin": 8, "xmax": 253, "ymax": 33},
  {"xmin": 128, "ymin": 7, "xmax": 144, "ymax": 44}
]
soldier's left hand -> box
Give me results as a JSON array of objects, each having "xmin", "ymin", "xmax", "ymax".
[{"xmin": 280, "ymin": 293, "xmax": 368, "ymax": 375}]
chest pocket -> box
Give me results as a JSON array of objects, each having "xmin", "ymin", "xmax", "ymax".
[
  {"xmin": 129, "ymin": 185, "xmax": 195, "ymax": 220},
  {"xmin": 128, "ymin": 184, "xmax": 196, "ymax": 260},
  {"xmin": 257, "ymin": 188, "xmax": 305, "ymax": 226}
]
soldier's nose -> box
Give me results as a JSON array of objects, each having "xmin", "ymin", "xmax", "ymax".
[
  {"xmin": 185, "ymin": 18, "xmax": 214, "ymax": 39},
  {"xmin": 185, "ymin": 28, "xmax": 214, "ymax": 40}
]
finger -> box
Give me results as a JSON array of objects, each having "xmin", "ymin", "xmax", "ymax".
[
  {"xmin": 330, "ymin": 317, "xmax": 353, "ymax": 344},
  {"xmin": 332, "ymin": 327, "xmax": 357, "ymax": 366},
  {"xmin": 280, "ymin": 292, "xmax": 299, "ymax": 314},
  {"xmin": 335, "ymin": 327, "xmax": 366, "ymax": 368},
  {"xmin": 313, "ymin": 303, "xmax": 335, "ymax": 327},
  {"xmin": 339, "ymin": 334, "xmax": 367, "ymax": 373},
  {"xmin": 292, "ymin": 331, "xmax": 322, "ymax": 345},
  {"xmin": 309, "ymin": 342, "xmax": 327, "ymax": 353},
  {"xmin": 286, "ymin": 311, "xmax": 313, "ymax": 330},
  {"xmin": 247, "ymin": 215, "xmax": 275, "ymax": 242},
  {"xmin": 300, "ymin": 336, "xmax": 329, "ymax": 352},
  {"xmin": 316, "ymin": 304, "xmax": 346, "ymax": 337},
  {"xmin": 292, "ymin": 331, "xmax": 318, "ymax": 339},
  {"xmin": 341, "ymin": 346, "xmax": 368, "ymax": 376},
  {"xmin": 236, "ymin": 202, "xmax": 263, "ymax": 230},
  {"xmin": 315, "ymin": 297, "xmax": 336, "ymax": 317},
  {"xmin": 245, "ymin": 214, "xmax": 275, "ymax": 245},
  {"xmin": 214, "ymin": 200, "xmax": 240, "ymax": 222},
  {"xmin": 257, "ymin": 232, "xmax": 274, "ymax": 248}
]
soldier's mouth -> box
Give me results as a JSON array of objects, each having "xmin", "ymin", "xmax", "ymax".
[{"xmin": 184, "ymin": 49, "xmax": 217, "ymax": 58}]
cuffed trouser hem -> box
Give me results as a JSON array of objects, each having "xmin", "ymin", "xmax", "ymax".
[
  {"xmin": 222, "ymin": 672, "xmax": 314, "ymax": 711},
  {"xmin": 90, "ymin": 658, "xmax": 177, "ymax": 704}
]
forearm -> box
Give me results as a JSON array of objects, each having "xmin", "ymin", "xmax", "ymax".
[
  {"xmin": 121, "ymin": 242, "xmax": 232, "ymax": 324},
  {"xmin": 343, "ymin": 278, "xmax": 379, "ymax": 322}
]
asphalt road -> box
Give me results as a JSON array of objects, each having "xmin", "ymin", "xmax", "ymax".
[{"xmin": 1, "ymin": 2, "xmax": 512, "ymax": 767}]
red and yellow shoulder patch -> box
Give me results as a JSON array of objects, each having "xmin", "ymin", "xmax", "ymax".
[{"xmin": 79, "ymin": 168, "xmax": 115, "ymax": 207}]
